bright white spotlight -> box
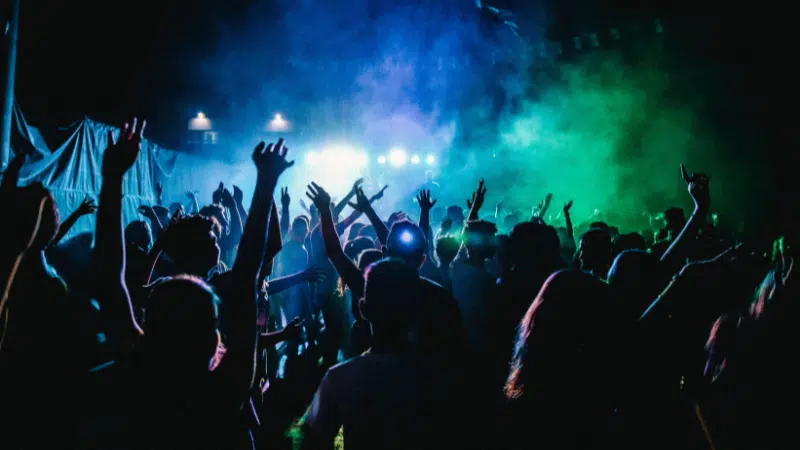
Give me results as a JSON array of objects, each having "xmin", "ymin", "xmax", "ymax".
[
  {"xmin": 188, "ymin": 112, "xmax": 212, "ymax": 131},
  {"xmin": 410, "ymin": 155, "xmax": 421, "ymax": 164},
  {"xmin": 305, "ymin": 152, "xmax": 318, "ymax": 165},
  {"xmin": 377, "ymin": 156, "xmax": 387, "ymax": 165},
  {"xmin": 389, "ymin": 148, "xmax": 408, "ymax": 167},
  {"xmin": 425, "ymin": 154, "xmax": 436, "ymax": 165},
  {"xmin": 267, "ymin": 113, "xmax": 290, "ymax": 132},
  {"xmin": 399, "ymin": 230, "xmax": 414, "ymax": 244}
]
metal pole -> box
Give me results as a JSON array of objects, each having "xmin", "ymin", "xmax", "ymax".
[{"xmin": 1, "ymin": 0, "xmax": 21, "ymax": 171}]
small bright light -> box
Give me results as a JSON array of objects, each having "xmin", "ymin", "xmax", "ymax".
[
  {"xmin": 410, "ymin": 155, "xmax": 421, "ymax": 164},
  {"xmin": 377, "ymin": 156, "xmax": 387, "ymax": 164},
  {"xmin": 400, "ymin": 230, "xmax": 414, "ymax": 244},
  {"xmin": 389, "ymin": 148, "xmax": 407, "ymax": 167},
  {"xmin": 425, "ymin": 154, "xmax": 436, "ymax": 165},
  {"xmin": 268, "ymin": 113, "xmax": 290, "ymax": 132},
  {"xmin": 189, "ymin": 113, "xmax": 212, "ymax": 131},
  {"xmin": 305, "ymin": 152, "xmax": 318, "ymax": 164}
]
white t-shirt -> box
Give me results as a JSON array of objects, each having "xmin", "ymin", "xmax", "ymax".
[{"xmin": 305, "ymin": 352, "xmax": 429, "ymax": 450}]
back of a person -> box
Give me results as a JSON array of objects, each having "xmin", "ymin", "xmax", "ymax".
[{"xmin": 308, "ymin": 352, "xmax": 430, "ymax": 450}]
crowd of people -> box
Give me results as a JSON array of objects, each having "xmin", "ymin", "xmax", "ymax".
[{"xmin": 0, "ymin": 119, "xmax": 794, "ymax": 449}]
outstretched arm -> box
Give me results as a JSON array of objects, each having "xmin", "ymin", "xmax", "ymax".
[
  {"xmin": 48, "ymin": 195, "xmax": 97, "ymax": 249},
  {"xmin": 416, "ymin": 189, "xmax": 437, "ymax": 260},
  {"xmin": 307, "ymin": 183, "xmax": 366, "ymax": 299},
  {"xmin": 347, "ymin": 186, "xmax": 390, "ymax": 246},
  {"xmin": 660, "ymin": 165, "xmax": 710, "ymax": 274},
  {"xmin": 332, "ymin": 177, "xmax": 363, "ymax": 219},
  {"xmin": 223, "ymin": 139, "xmax": 294, "ymax": 399},
  {"xmin": 94, "ymin": 119, "xmax": 147, "ymax": 348}
]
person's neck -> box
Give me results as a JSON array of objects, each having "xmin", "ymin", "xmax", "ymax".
[{"xmin": 370, "ymin": 330, "xmax": 411, "ymax": 354}]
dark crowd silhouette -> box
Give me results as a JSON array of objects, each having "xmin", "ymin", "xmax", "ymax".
[{"xmin": 0, "ymin": 119, "xmax": 795, "ymax": 449}]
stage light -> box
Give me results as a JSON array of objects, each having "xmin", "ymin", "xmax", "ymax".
[
  {"xmin": 305, "ymin": 152, "xmax": 318, "ymax": 164},
  {"xmin": 425, "ymin": 154, "xmax": 436, "ymax": 165},
  {"xmin": 267, "ymin": 113, "xmax": 290, "ymax": 132},
  {"xmin": 410, "ymin": 155, "xmax": 421, "ymax": 164},
  {"xmin": 188, "ymin": 112, "xmax": 212, "ymax": 131},
  {"xmin": 377, "ymin": 156, "xmax": 387, "ymax": 165},
  {"xmin": 399, "ymin": 230, "xmax": 414, "ymax": 244},
  {"xmin": 389, "ymin": 148, "xmax": 407, "ymax": 167}
]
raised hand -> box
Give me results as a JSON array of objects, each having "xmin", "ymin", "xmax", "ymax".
[
  {"xmin": 185, "ymin": 190, "xmax": 198, "ymax": 200},
  {"xmin": 467, "ymin": 179, "xmax": 487, "ymax": 215},
  {"xmin": 77, "ymin": 195, "xmax": 98, "ymax": 216},
  {"xmin": 680, "ymin": 164, "xmax": 710, "ymax": 212},
  {"xmin": 373, "ymin": 185, "xmax": 388, "ymax": 201},
  {"xmin": 102, "ymin": 117, "xmax": 146, "ymax": 179},
  {"xmin": 280, "ymin": 187, "xmax": 291, "ymax": 208},
  {"xmin": 306, "ymin": 182, "xmax": 332, "ymax": 214},
  {"xmin": 220, "ymin": 186, "xmax": 236, "ymax": 208},
  {"xmin": 233, "ymin": 185, "xmax": 244, "ymax": 204},
  {"xmin": 563, "ymin": 200, "xmax": 573, "ymax": 215},
  {"xmin": 416, "ymin": 189, "xmax": 437, "ymax": 212},
  {"xmin": 352, "ymin": 177, "xmax": 365, "ymax": 192},
  {"xmin": 348, "ymin": 187, "xmax": 371, "ymax": 213},
  {"xmin": 388, "ymin": 211, "xmax": 407, "ymax": 227},
  {"xmin": 252, "ymin": 138, "xmax": 294, "ymax": 178}
]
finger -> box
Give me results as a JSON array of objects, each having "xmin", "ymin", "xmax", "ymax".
[
  {"xmin": 274, "ymin": 138, "xmax": 285, "ymax": 153},
  {"xmin": 348, "ymin": 202, "xmax": 358, "ymax": 209},
  {"xmin": 136, "ymin": 119, "xmax": 146, "ymax": 139},
  {"xmin": 431, "ymin": 199, "xmax": 437, "ymax": 207},
  {"xmin": 680, "ymin": 164, "xmax": 690, "ymax": 183},
  {"xmin": 128, "ymin": 118, "xmax": 138, "ymax": 140},
  {"xmin": 252, "ymin": 141, "xmax": 266, "ymax": 157},
  {"xmin": 310, "ymin": 181, "xmax": 322, "ymax": 192},
  {"xmin": 121, "ymin": 123, "xmax": 129, "ymax": 140},
  {"xmin": 280, "ymin": 144, "xmax": 288, "ymax": 158},
  {"xmin": 306, "ymin": 193, "xmax": 316, "ymax": 203},
  {"xmin": 285, "ymin": 160, "xmax": 295, "ymax": 168}
]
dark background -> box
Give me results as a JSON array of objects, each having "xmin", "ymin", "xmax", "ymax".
[{"xmin": 2, "ymin": 0, "xmax": 796, "ymax": 228}]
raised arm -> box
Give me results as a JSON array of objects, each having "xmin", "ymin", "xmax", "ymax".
[
  {"xmin": 466, "ymin": 179, "xmax": 487, "ymax": 222},
  {"xmin": 233, "ymin": 184, "xmax": 248, "ymax": 222},
  {"xmin": 94, "ymin": 118, "xmax": 146, "ymax": 347},
  {"xmin": 563, "ymin": 200, "xmax": 575, "ymax": 244},
  {"xmin": 223, "ymin": 139, "xmax": 293, "ymax": 395},
  {"xmin": 307, "ymin": 183, "xmax": 365, "ymax": 299},
  {"xmin": 347, "ymin": 186, "xmax": 390, "ymax": 245},
  {"xmin": 416, "ymin": 189, "xmax": 437, "ymax": 260},
  {"xmin": 47, "ymin": 195, "xmax": 97, "ymax": 249},
  {"xmin": 660, "ymin": 164, "xmax": 710, "ymax": 274},
  {"xmin": 332, "ymin": 177, "xmax": 363, "ymax": 219},
  {"xmin": 279, "ymin": 187, "xmax": 291, "ymax": 238}
]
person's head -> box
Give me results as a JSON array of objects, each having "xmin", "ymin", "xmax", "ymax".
[
  {"xmin": 12, "ymin": 182, "xmax": 60, "ymax": 252},
  {"xmin": 358, "ymin": 224, "xmax": 378, "ymax": 241},
  {"xmin": 161, "ymin": 215, "xmax": 220, "ymax": 276},
  {"xmin": 357, "ymin": 249, "xmax": 382, "ymax": 271},
  {"xmin": 506, "ymin": 270, "xmax": 616, "ymax": 400},
  {"xmin": 613, "ymin": 232, "xmax": 646, "ymax": 256},
  {"xmin": 664, "ymin": 207, "xmax": 686, "ymax": 234},
  {"xmin": 463, "ymin": 220, "xmax": 498, "ymax": 260},
  {"xmin": 361, "ymin": 258, "xmax": 421, "ymax": 340},
  {"xmin": 345, "ymin": 237, "xmax": 377, "ymax": 262},
  {"xmin": 199, "ymin": 204, "xmax": 228, "ymax": 233},
  {"xmin": 578, "ymin": 228, "xmax": 612, "ymax": 277},
  {"xmin": 508, "ymin": 221, "xmax": 561, "ymax": 271},
  {"xmin": 446, "ymin": 205, "xmax": 465, "ymax": 226},
  {"xmin": 589, "ymin": 221, "xmax": 608, "ymax": 232},
  {"xmin": 348, "ymin": 222, "xmax": 366, "ymax": 241},
  {"xmin": 607, "ymin": 250, "xmax": 669, "ymax": 321},
  {"xmin": 384, "ymin": 220, "xmax": 427, "ymax": 269},
  {"xmin": 144, "ymin": 275, "xmax": 221, "ymax": 373},
  {"xmin": 435, "ymin": 235, "xmax": 460, "ymax": 267},
  {"xmin": 503, "ymin": 212, "xmax": 520, "ymax": 232},
  {"xmin": 125, "ymin": 220, "xmax": 153, "ymax": 250},
  {"xmin": 290, "ymin": 216, "xmax": 309, "ymax": 242}
]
